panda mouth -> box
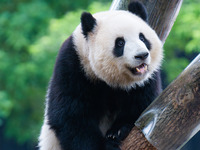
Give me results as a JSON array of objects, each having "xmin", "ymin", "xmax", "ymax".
[{"xmin": 128, "ymin": 63, "xmax": 148, "ymax": 75}]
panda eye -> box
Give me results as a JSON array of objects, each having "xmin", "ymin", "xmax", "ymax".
[
  {"xmin": 114, "ymin": 37, "xmax": 125, "ymax": 57},
  {"xmin": 139, "ymin": 33, "xmax": 151, "ymax": 50},
  {"xmin": 116, "ymin": 37, "xmax": 125, "ymax": 47},
  {"xmin": 139, "ymin": 33, "xmax": 145, "ymax": 42}
]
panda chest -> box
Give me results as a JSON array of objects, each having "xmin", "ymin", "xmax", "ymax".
[{"xmin": 99, "ymin": 112, "xmax": 117, "ymax": 136}]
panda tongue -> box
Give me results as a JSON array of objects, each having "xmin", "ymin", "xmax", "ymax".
[{"xmin": 140, "ymin": 67, "xmax": 145, "ymax": 74}]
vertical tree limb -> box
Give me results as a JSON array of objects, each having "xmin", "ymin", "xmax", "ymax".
[
  {"xmin": 110, "ymin": 0, "xmax": 183, "ymax": 42},
  {"xmin": 136, "ymin": 0, "xmax": 183, "ymax": 42}
]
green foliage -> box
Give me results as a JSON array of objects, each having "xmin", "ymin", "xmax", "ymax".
[
  {"xmin": 163, "ymin": 0, "xmax": 200, "ymax": 84},
  {"xmin": 0, "ymin": 0, "xmax": 108, "ymax": 17},
  {"xmin": 0, "ymin": 1, "xmax": 54, "ymax": 51},
  {"xmin": 45, "ymin": 0, "xmax": 109, "ymax": 16},
  {"xmin": 0, "ymin": 0, "xmax": 55, "ymax": 144},
  {"xmin": 0, "ymin": 91, "xmax": 13, "ymax": 124}
]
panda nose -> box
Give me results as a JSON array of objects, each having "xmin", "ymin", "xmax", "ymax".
[{"xmin": 135, "ymin": 52, "xmax": 149, "ymax": 60}]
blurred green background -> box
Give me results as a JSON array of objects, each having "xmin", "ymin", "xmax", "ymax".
[{"xmin": 0, "ymin": 0, "xmax": 199, "ymax": 149}]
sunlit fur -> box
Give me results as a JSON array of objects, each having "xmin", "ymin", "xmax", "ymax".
[
  {"xmin": 39, "ymin": 89, "xmax": 62, "ymax": 150},
  {"xmin": 39, "ymin": 120, "xmax": 61, "ymax": 150},
  {"xmin": 74, "ymin": 10, "xmax": 163, "ymax": 90}
]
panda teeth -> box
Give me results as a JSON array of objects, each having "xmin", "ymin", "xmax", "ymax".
[
  {"xmin": 135, "ymin": 64, "xmax": 148, "ymax": 73},
  {"xmin": 128, "ymin": 63, "xmax": 148, "ymax": 75},
  {"xmin": 144, "ymin": 65, "xmax": 147, "ymax": 71},
  {"xmin": 136, "ymin": 68, "xmax": 141, "ymax": 72}
]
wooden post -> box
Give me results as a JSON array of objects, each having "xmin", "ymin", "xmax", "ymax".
[
  {"xmin": 121, "ymin": 54, "xmax": 200, "ymax": 150},
  {"xmin": 120, "ymin": 126, "xmax": 157, "ymax": 150}
]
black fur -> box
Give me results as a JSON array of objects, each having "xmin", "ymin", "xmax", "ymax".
[
  {"xmin": 81, "ymin": 12, "xmax": 96, "ymax": 38},
  {"xmin": 128, "ymin": 1, "xmax": 148, "ymax": 22},
  {"xmin": 113, "ymin": 37, "xmax": 125, "ymax": 57},
  {"xmin": 47, "ymin": 36, "xmax": 162, "ymax": 150},
  {"xmin": 139, "ymin": 32, "xmax": 151, "ymax": 50}
]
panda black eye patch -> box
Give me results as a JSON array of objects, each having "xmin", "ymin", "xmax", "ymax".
[
  {"xmin": 139, "ymin": 33, "xmax": 151, "ymax": 50},
  {"xmin": 113, "ymin": 37, "xmax": 125, "ymax": 57}
]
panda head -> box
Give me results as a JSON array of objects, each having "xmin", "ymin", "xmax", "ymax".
[{"xmin": 73, "ymin": 2, "xmax": 163, "ymax": 90}]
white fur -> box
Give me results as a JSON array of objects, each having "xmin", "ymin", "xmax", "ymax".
[
  {"xmin": 38, "ymin": 89, "xmax": 62, "ymax": 150},
  {"xmin": 39, "ymin": 120, "xmax": 61, "ymax": 150},
  {"xmin": 73, "ymin": 10, "xmax": 163, "ymax": 90}
]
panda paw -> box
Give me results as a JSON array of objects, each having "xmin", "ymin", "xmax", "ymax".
[
  {"xmin": 106, "ymin": 130, "xmax": 121, "ymax": 141},
  {"xmin": 106, "ymin": 124, "xmax": 132, "ymax": 142}
]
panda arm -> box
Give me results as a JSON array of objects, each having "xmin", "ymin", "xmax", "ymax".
[
  {"xmin": 47, "ymin": 103, "xmax": 104, "ymax": 150},
  {"xmin": 106, "ymin": 72, "xmax": 162, "ymax": 141},
  {"xmin": 47, "ymin": 92, "xmax": 122, "ymax": 150}
]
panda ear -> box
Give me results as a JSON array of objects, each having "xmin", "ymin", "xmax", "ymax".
[
  {"xmin": 128, "ymin": 2, "xmax": 148, "ymax": 22},
  {"xmin": 81, "ymin": 12, "xmax": 97, "ymax": 38}
]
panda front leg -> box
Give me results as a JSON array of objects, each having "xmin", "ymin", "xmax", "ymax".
[
  {"xmin": 105, "ymin": 114, "xmax": 134, "ymax": 145},
  {"xmin": 106, "ymin": 124, "xmax": 132, "ymax": 143},
  {"xmin": 48, "ymin": 117, "xmax": 121, "ymax": 150}
]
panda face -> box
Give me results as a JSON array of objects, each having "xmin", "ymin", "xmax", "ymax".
[{"xmin": 74, "ymin": 11, "xmax": 163, "ymax": 89}]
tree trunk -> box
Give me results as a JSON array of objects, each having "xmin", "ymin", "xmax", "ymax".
[
  {"xmin": 135, "ymin": 0, "xmax": 183, "ymax": 42},
  {"xmin": 110, "ymin": 0, "xmax": 183, "ymax": 42}
]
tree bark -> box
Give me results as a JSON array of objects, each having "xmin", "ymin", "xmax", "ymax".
[{"xmin": 121, "ymin": 126, "xmax": 157, "ymax": 150}]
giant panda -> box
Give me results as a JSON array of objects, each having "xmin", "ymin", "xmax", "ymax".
[{"xmin": 39, "ymin": 2, "xmax": 163, "ymax": 150}]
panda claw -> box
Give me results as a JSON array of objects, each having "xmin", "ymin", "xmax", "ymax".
[{"xmin": 117, "ymin": 130, "xmax": 121, "ymax": 136}]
